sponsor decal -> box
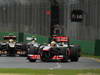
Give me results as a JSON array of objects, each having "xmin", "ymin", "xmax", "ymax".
[
  {"xmin": 52, "ymin": 55, "xmax": 63, "ymax": 59},
  {"xmin": 28, "ymin": 55, "xmax": 40, "ymax": 59}
]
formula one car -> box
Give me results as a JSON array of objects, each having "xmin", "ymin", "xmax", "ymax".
[
  {"xmin": 0, "ymin": 35, "xmax": 27, "ymax": 56},
  {"xmin": 27, "ymin": 36, "xmax": 81, "ymax": 62}
]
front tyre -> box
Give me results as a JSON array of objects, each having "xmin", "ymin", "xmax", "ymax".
[
  {"xmin": 61, "ymin": 49, "xmax": 68, "ymax": 62},
  {"xmin": 40, "ymin": 51, "xmax": 50, "ymax": 62}
]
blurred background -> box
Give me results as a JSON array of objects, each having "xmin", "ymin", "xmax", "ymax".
[{"xmin": 0, "ymin": 0, "xmax": 99, "ymax": 56}]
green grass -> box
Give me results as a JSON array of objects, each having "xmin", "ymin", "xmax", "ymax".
[
  {"xmin": 0, "ymin": 68, "xmax": 100, "ymax": 75},
  {"xmin": 82, "ymin": 54, "xmax": 100, "ymax": 59}
]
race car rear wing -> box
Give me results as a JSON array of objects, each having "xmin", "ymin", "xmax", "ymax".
[
  {"xmin": 3, "ymin": 36, "xmax": 16, "ymax": 40},
  {"xmin": 52, "ymin": 36, "xmax": 69, "ymax": 42}
]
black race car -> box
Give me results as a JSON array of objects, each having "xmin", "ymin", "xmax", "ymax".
[{"xmin": 0, "ymin": 35, "xmax": 27, "ymax": 56}]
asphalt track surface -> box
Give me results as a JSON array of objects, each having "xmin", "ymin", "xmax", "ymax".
[{"xmin": 0, "ymin": 57, "xmax": 100, "ymax": 69}]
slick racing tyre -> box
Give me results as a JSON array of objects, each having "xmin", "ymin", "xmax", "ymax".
[
  {"xmin": 70, "ymin": 47, "xmax": 79, "ymax": 62},
  {"xmin": 28, "ymin": 59, "xmax": 36, "ymax": 62},
  {"xmin": 40, "ymin": 51, "xmax": 51, "ymax": 62},
  {"xmin": 70, "ymin": 56, "xmax": 79, "ymax": 62},
  {"xmin": 61, "ymin": 49, "xmax": 68, "ymax": 62}
]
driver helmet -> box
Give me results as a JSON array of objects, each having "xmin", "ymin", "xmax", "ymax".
[
  {"xmin": 9, "ymin": 39, "xmax": 14, "ymax": 43},
  {"xmin": 32, "ymin": 36, "xmax": 37, "ymax": 41},
  {"xmin": 50, "ymin": 41, "xmax": 56, "ymax": 47}
]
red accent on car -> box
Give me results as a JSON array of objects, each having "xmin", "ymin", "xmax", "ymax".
[
  {"xmin": 29, "ymin": 55, "xmax": 40, "ymax": 59},
  {"xmin": 42, "ymin": 49, "xmax": 49, "ymax": 51},
  {"xmin": 53, "ymin": 36, "xmax": 69, "ymax": 42},
  {"xmin": 52, "ymin": 56, "xmax": 63, "ymax": 59},
  {"xmin": 3, "ymin": 36, "xmax": 16, "ymax": 40},
  {"xmin": 67, "ymin": 49, "xmax": 71, "ymax": 56},
  {"xmin": 32, "ymin": 48, "xmax": 37, "ymax": 49}
]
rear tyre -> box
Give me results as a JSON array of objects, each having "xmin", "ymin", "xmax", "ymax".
[
  {"xmin": 28, "ymin": 59, "xmax": 36, "ymax": 62},
  {"xmin": 70, "ymin": 56, "xmax": 79, "ymax": 62},
  {"xmin": 70, "ymin": 47, "xmax": 79, "ymax": 62}
]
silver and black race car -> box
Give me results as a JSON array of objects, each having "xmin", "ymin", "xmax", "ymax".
[
  {"xmin": 0, "ymin": 35, "xmax": 27, "ymax": 56},
  {"xmin": 27, "ymin": 36, "xmax": 81, "ymax": 62}
]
